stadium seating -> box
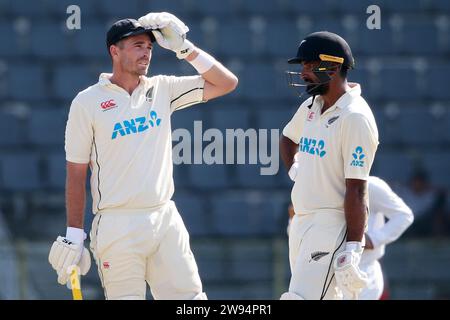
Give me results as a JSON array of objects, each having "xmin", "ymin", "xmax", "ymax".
[
  {"xmin": 1, "ymin": 0, "xmax": 449, "ymax": 300},
  {"xmin": 52, "ymin": 65, "xmax": 95, "ymax": 101},
  {"xmin": 72, "ymin": 23, "xmax": 110, "ymax": 59},
  {"xmin": 397, "ymin": 107, "xmax": 441, "ymax": 146},
  {"xmin": 9, "ymin": 64, "xmax": 46, "ymax": 101},
  {"xmin": 371, "ymin": 151, "xmax": 415, "ymax": 185},
  {"xmin": 30, "ymin": 23, "xmax": 71, "ymax": 58},
  {"xmin": 0, "ymin": 110, "xmax": 23, "ymax": 147},
  {"xmin": 172, "ymin": 192, "xmax": 210, "ymax": 236},
  {"xmin": 46, "ymin": 153, "xmax": 66, "ymax": 189},
  {"xmin": 229, "ymin": 241, "xmax": 273, "ymax": 281},
  {"xmin": 188, "ymin": 164, "xmax": 229, "ymax": 189},
  {"xmin": 97, "ymin": 0, "xmax": 141, "ymax": 18},
  {"xmin": 217, "ymin": 20, "xmax": 252, "ymax": 57},
  {"xmin": 1, "ymin": 153, "xmax": 41, "ymax": 191},
  {"xmin": 191, "ymin": 241, "xmax": 225, "ymax": 283},
  {"xmin": 425, "ymin": 64, "xmax": 450, "ymax": 100},
  {"xmin": 0, "ymin": 23, "xmax": 23, "ymax": 57},
  {"xmin": 211, "ymin": 192, "xmax": 284, "ymax": 236},
  {"xmin": 422, "ymin": 152, "xmax": 450, "ymax": 189},
  {"xmin": 28, "ymin": 108, "xmax": 67, "ymax": 146}
]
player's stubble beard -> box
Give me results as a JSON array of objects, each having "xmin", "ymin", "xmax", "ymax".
[
  {"xmin": 306, "ymin": 79, "xmax": 330, "ymax": 96},
  {"xmin": 135, "ymin": 56, "xmax": 150, "ymax": 76},
  {"xmin": 121, "ymin": 54, "xmax": 150, "ymax": 77}
]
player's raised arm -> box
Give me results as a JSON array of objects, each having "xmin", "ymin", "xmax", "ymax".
[{"xmin": 138, "ymin": 12, "xmax": 238, "ymax": 101}]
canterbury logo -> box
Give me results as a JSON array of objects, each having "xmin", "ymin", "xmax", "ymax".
[
  {"xmin": 100, "ymin": 99, "xmax": 117, "ymax": 110},
  {"xmin": 310, "ymin": 251, "xmax": 330, "ymax": 262}
]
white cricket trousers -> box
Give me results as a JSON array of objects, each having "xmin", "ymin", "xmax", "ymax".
[
  {"xmin": 287, "ymin": 211, "xmax": 347, "ymax": 300},
  {"xmin": 89, "ymin": 200, "xmax": 205, "ymax": 300},
  {"xmin": 359, "ymin": 260, "xmax": 384, "ymax": 300}
]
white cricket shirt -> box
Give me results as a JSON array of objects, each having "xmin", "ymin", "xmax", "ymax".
[
  {"xmin": 65, "ymin": 73, "xmax": 205, "ymax": 213},
  {"xmin": 361, "ymin": 176, "xmax": 414, "ymax": 264},
  {"xmin": 283, "ymin": 83, "xmax": 379, "ymax": 215}
]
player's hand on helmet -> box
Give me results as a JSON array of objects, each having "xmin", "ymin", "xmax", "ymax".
[
  {"xmin": 333, "ymin": 241, "xmax": 368, "ymax": 300},
  {"xmin": 288, "ymin": 152, "xmax": 301, "ymax": 181},
  {"xmin": 138, "ymin": 12, "xmax": 188, "ymax": 36},
  {"xmin": 138, "ymin": 12, "xmax": 194, "ymax": 59},
  {"xmin": 48, "ymin": 228, "xmax": 91, "ymax": 285}
]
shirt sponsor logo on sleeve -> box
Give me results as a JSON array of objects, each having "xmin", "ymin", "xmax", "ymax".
[{"xmin": 350, "ymin": 146, "xmax": 365, "ymax": 167}]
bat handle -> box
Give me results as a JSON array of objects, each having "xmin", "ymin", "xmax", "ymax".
[{"xmin": 67, "ymin": 265, "xmax": 83, "ymax": 300}]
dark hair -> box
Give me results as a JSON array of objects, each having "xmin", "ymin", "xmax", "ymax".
[{"xmin": 108, "ymin": 40, "xmax": 124, "ymax": 57}]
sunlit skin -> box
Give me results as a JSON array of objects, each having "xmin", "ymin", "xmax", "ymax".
[
  {"xmin": 108, "ymin": 33, "xmax": 153, "ymax": 94},
  {"xmin": 299, "ymin": 60, "xmax": 350, "ymax": 113}
]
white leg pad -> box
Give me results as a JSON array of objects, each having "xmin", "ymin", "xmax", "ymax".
[
  {"xmin": 280, "ymin": 292, "xmax": 305, "ymax": 300},
  {"xmin": 192, "ymin": 292, "xmax": 208, "ymax": 300}
]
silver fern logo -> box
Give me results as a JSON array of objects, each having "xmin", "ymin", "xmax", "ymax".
[
  {"xmin": 310, "ymin": 251, "xmax": 330, "ymax": 262},
  {"xmin": 145, "ymin": 87, "xmax": 154, "ymax": 102},
  {"xmin": 326, "ymin": 115, "xmax": 339, "ymax": 127}
]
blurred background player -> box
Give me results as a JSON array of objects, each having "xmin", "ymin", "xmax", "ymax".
[
  {"xmin": 48, "ymin": 12, "xmax": 238, "ymax": 300},
  {"xmin": 1, "ymin": 1, "xmax": 449, "ymax": 301},
  {"xmin": 280, "ymin": 31, "xmax": 379, "ymax": 300},
  {"xmin": 287, "ymin": 175, "xmax": 414, "ymax": 299},
  {"xmin": 360, "ymin": 176, "xmax": 414, "ymax": 299}
]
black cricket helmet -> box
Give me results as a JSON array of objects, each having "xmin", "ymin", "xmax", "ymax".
[{"xmin": 286, "ymin": 31, "xmax": 354, "ymax": 96}]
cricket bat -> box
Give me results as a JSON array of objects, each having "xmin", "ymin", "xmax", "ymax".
[{"xmin": 67, "ymin": 265, "xmax": 83, "ymax": 300}]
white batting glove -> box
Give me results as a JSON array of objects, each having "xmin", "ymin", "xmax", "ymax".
[
  {"xmin": 48, "ymin": 228, "xmax": 91, "ymax": 285},
  {"xmin": 138, "ymin": 12, "xmax": 194, "ymax": 59},
  {"xmin": 333, "ymin": 242, "xmax": 368, "ymax": 300},
  {"xmin": 138, "ymin": 12, "xmax": 188, "ymax": 36},
  {"xmin": 288, "ymin": 152, "xmax": 300, "ymax": 181}
]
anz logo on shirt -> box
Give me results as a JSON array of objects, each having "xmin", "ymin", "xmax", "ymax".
[
  {"xmin": 299, "ymin": 137, "xmax": 327, "ymax": 158},
  {"xmin": 350, "ymin": 146, "xmax": 365, "ymax": 167},
  {"xmin": 111, "ymin": 110, "xmax": 162, "ymax": 140}
]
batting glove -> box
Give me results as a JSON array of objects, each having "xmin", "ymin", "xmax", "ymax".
[
  {"xmin": 333, "ymin": 241, "xmax": 368, "ymax": 300},
  {"xmin": 48, "ymin": 228, "xmax": 91, "ymax": 285},
  {"xmin": 288, "ymin": 152, "xmax": 300, "ymax": 181},
  {"xmin": 138, "ymin": 12, "xmax": 194, "ymax": 59}
]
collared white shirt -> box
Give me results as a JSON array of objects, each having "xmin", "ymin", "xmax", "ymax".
[
  {"xmin": 283, "ymin": 83, "xmax": 379, "ymax": 215},
  {"xmin": 361, "ymin": 176, "xmax": 414, "ymax": 265},
  {"xmin": 65, "ymin": 73, "xmax": 205, "ymax": 213}
]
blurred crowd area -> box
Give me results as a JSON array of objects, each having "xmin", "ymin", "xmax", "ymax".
[{"xmin": 0, "ymin": 0, "xmax": 449, "ymax": 299}]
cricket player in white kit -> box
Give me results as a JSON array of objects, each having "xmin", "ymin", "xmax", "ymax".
[
  {"xmin": 280, "ymin": 31, "xmax": 379, "ymax": 300},
  {"xmin": 360, "ymin": 176, "xmax": 414, "ymax": 299},
  {"xmin": 48, "ymin": 12, "xmax": 238, "ymax": 299},
  {"xmin": 287, "ymin": 176, "xmax": 414, "ymax": 299}
]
